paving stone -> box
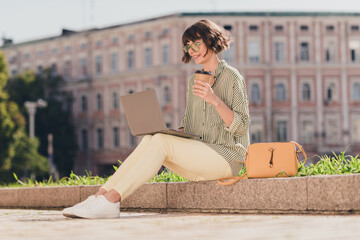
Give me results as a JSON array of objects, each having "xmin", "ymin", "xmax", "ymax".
[
  {"xmin": 18, "ymin": 186, "xmax": 81, "ymax": 208},
  {"xmin": 121, "ymin": 183, "xmax": 167, "ymax": 209},
  {"xmin": 1, "ymin": 209, "xmax": 360, "ymax": 240},
  {"xmin": 167, "ymin": 178, "xmax": 307, "ymax": 211},
  {"xmin": 308, "ymin": 174, "xmax": 360, "ymax": 211},
  {"xmin": 0, "ymin": 188, "xmax": 18, "ymax": 208}
]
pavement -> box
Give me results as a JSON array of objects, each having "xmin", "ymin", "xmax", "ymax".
[{"xmin": 1, "ymin": 209, "xmax": 360, "ymax": 240}]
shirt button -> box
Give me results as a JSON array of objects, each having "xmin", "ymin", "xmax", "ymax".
[{"xmin": 202, "ymin": 123, "xmax": 205, "ymax": 125}]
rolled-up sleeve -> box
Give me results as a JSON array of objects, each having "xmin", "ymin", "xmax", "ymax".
[{"xmin": 224, "ymin": 74, "xmax": 250, "ymax": 137}]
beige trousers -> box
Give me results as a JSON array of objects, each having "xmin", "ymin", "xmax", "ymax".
[{"xmin": 101, "ymin": 133, "xmax": 232, "ymax": 200}]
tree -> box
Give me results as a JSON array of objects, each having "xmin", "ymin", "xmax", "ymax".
[
  {"xmin": 6, "ymin": 68, "xmax": 77, "ymax": 177},
  {"xmin": 0, "ymin": 51, "xmax": 48, "ymax": 183}
]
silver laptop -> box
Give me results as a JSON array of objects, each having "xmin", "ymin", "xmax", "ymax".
[{"xmin": 120, "ymin": 89, "xmax": 200, "ymax": 140}]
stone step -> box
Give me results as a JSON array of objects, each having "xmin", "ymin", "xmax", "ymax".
[{"xmin": 1, "ymin": 174, "xmax": 359, "ymax": 214}]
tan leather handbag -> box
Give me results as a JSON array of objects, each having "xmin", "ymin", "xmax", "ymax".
[{"xmin": 218, "ymin": 141, "xmax": 307, "ymax": 185}]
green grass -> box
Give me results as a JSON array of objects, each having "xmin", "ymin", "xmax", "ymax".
[
  {"xmin": 2, "ymin": 151, "xmax": 359, "ymax": 188},
  {"xmin": 296, "ymin": 151, "xmax": 360, "ymax": 176}
]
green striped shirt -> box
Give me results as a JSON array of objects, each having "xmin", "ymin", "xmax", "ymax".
[{"xmin": 180, "ymin": 60, "xmax": 250, "ymax": 176}]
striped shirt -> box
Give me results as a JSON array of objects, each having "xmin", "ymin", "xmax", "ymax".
[{"xmin": 180, "ymin": 60, "xmax": 250, "ymax": 176}]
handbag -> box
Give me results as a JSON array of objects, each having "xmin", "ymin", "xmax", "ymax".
[{"xmin": 217, "ymin": 141, "xmax": 307, "ymax": 185}]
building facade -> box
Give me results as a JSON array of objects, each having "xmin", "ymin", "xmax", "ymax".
[{"xmin": 2, "ymin": 12, "xmax": 360, "ymax": 175}]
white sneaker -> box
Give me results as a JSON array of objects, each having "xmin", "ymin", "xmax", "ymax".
[
  {"xmin": 64, "ymin": 195, "xmax": 120, "ymax": 219},
  {"xmin": 62, "ymin": 195, "xmax": 96, "ymax": 218}
]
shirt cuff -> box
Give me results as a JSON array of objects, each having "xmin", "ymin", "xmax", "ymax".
[{"xmin": 224, "ymin": 111, "xmax": 241, "ymax": 135}]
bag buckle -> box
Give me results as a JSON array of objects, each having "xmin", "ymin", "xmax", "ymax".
[{"xmin": 268, "ymin": 147, "xmax": 275, "ymax": 168}]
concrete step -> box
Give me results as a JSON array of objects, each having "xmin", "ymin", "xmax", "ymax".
[{"xmin": 1, "ymin": 174, "xmax": 359, "ymax": 214}]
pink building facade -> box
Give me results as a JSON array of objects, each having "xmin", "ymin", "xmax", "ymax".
[{"xmin": 2, "ymin": 12, "xmax": 360, "ymax": 175}]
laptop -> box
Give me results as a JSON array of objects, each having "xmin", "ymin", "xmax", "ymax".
[{"xmin": 120, "ymin": 89, "xmax": 201, "ymax": 140}]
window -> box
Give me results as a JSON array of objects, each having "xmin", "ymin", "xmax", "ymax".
[
  {"xmin": 81, "ymin": 129, "xmax": 88, "ymax": 150},
  {"xmin": 97, "ymin": 128, "xmax": 103, "ymax": 149},
  {"xmin": 37, "ymin": 65, "xmax": 43, "ymax": 74},
  {"xmin": 65, "ymin": 45, "xmax": 72, "ymax": 52},
  {"xmin": 250, "ymin": 121, "xmax": 262, "ymax": 143},
  {"xmin": 51, "ymin": 63, "xmax": 57, "ymax": 76},
  {"xmin": 127, "ymin": 50, "xmax": 134, "ymax": 69},
  {"xmin": 302, "ymin": 83, "xmax": 311, "ymax": 101},
  {"xmin": 144, "ymin": 31, "xmax": 152, "ymax": 38},
  {"xmin": 302, "ymin": 120, "xmax": 314, "ymax": 144},
  {"xmin": 350, "ymin": 40, "xmax": 360, "ymax": 63},
  {"xmin": 96, "ymin": 93, "xmax": 102, "ymax": 111},
  {"xmin": 51, "ymin": 48, "xmax": 57, "ymax": 54},
  {"xmin": 111, "ymin": 53, "xmax": 118, "ymax": 73},
  {"xmin": 64, "ymin": 60, "xmax": 71, "ymax": 78},
  {"xmin": 276, "ymin": 121, "xmax": 288, "ymax": 142},
  {"xmin": 275, "ymin": 83, "xmax": 286, "ymax": 101},
  {"xmin": 95, "ymin": 55, "xmax": 102, "ymax": 75},
  {"xmin": 249, "ymin": 25, "xmax": 258, "ymax": 31},
  {"xmin": 162, "ymin": 28, "xmax": 170, "ymax": 36},
  {"xmin": 144, "ymin": 47, "xmax": 152, "ymax": 67},
  {"xmin": 222, "ymin": 42, "xmax": 234, "ymax": 63},
  {"xmin": 274, "ymin": 42, "xmax": 285, "ymax": 63},
  {"xmin": 112, "ymin": 37, "xmax": 118, "ymax": 44},
  {"xmin": 81, "ymin": 96, "xmax": 87, "ymax": 112},
  {"xmin": 300, "ymin": 25, "xmax": 309, "ymax": 31},
  {"xmin": 164, "ymin": 86, "xmax": 171, "ymax": 103},
  {"xmin": 11, "ymin": 69, "xmax": 17, "ymax": 77},
  {"xmin": 352, "ymin": 118, "xmax": 360, "ymax": 143},
  {"xmin": 352, "ymin": 82, "xmax": 360, "ymax": 101},
  {"xmin": 250, "ymin": 83, "xmax": 261, "ymax": 104},
  {"xmin": 351, "ymin": 25, "xmax": 359, "ymax": 31},
  {"xmin": 79, "ymin": 58, "xmax": 87, "ymax": 77},
  {"xmin": 326, "ymin": 119, "xmax": 339, "ymax": 143},
  {"xmin": 112, "ymin": 92, "xmax": 119, "ymax": 109},
  {"xmin": 162, "ymin": 45, "xmax": 170, "ymax": 65},
  {"xmin": 128, "ymin": 34, "xmax": 135, "ymax": 41},
  {"xmin": 113, "ymin": 127, "xmax": 119, "ymax": 148},
  {"xmin": 223, "ymin": 25, "xmax": 232, "ymax": 31},
  {"xmin": 326, "ymin": 25, "xmax": 335, "ymax": 32},
  {"xmin": 80, "ymin": 43, "xmax": 87, "ymax": 49},
  {"xmin": 274, "ymin": 25, "xmax": 283, "ymax": 31},
  {"xmin": 300, "ymin": 42, "xmax": 310, "ymax": 62},
  {"xmin": 326, "ymin": 83, "xmax": 336, "ymax": 102},
  {"xmin": 37, "ymin": 50, "xmax": 44, "ymax": 57},
  {"xmin": 96, "ymin": 40, "xmax": 102, "ymax": 47},
  {"xmin": 24, "ymin": 53, "xmax": 30, "ymax": 59},
  {"xmin": 248, "ymin": 41, "xmax": 260, "ymax": 63},
  {"xmin": 325, "ymin": 41, "xmax": 336, "ymax": 62}
]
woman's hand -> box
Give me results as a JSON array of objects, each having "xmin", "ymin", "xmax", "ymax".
[{"xmin": 192, "ymin": 80, "xmax": 219, "ymax": 106}]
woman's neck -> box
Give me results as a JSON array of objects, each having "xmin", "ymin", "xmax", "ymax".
[{"xmin": 202, "ymin": 55, "xmax": 220, "ymax": 76}]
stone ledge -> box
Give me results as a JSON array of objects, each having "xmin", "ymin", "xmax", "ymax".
[{"xmin": 0, "ymin": 174, "xmax": 359, "ymax": 214}]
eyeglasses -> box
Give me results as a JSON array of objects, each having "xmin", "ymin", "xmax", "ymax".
[{"xmin": 183, "ymin": 42, "xmax": 203, "ymax": 53}]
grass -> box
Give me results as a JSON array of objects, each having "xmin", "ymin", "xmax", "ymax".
[{"xmin": 2, "ymin": 151, "xmax": 360, "ymax": 188}]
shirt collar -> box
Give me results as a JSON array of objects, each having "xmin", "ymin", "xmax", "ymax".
[{"xmin": 214, "ymin": 60, "xmax": 226, "ymax": 80}]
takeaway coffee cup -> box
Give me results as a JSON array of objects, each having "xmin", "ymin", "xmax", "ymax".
[{"xmin": 195, "ymin": 70, "xmax": 213, "ymax": 86}]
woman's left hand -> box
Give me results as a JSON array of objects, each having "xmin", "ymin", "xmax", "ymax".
[{"xmin": 192, "ymin": 80, "xmax": 219, "ymax": 106}]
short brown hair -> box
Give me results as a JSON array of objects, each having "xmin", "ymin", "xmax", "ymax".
[{"xmin": 182, "ymin": 19, "xmax": 231, "ymax": 63}]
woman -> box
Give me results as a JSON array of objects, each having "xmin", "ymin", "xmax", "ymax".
[{"xmin": 62, "ymin": 19, "xmax": 250, "ymax": 219}]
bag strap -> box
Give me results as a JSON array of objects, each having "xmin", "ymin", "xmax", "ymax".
[
  {"xmin": 217, "ymin": 173, "xmax": 248, "ymax": 186},
  {"xmin": 290, "ymin": 141, "xmax": 308, "ymax": 164}
]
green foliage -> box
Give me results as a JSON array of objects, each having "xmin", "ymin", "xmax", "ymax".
[
  {"xmin": 0, "ymin": 51, "xmax": 49, "ymax": 183},
  {"xmin": 297, "ymin": 151, "xmax": 360, "ymax": 176},
  {"xmin": 3, "ymin": 151, "xmax": 360, "ymax": 188},
  {"xmin": 5, "ymin": 68, "xmax": 77, "ymax": 177},
  {"xmin": 148, "ymin": 170, "xmax": 189, "ymax": 183}
]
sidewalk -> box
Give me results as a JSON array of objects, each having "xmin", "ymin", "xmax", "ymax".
[{"xmin": 1, "ymin": 209, "xmax": 360, "ymax": 240}]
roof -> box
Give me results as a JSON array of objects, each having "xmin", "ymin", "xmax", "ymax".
[{"xmin": 2, "ymin": 11, "xmax": 360, "ymax": 49}]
